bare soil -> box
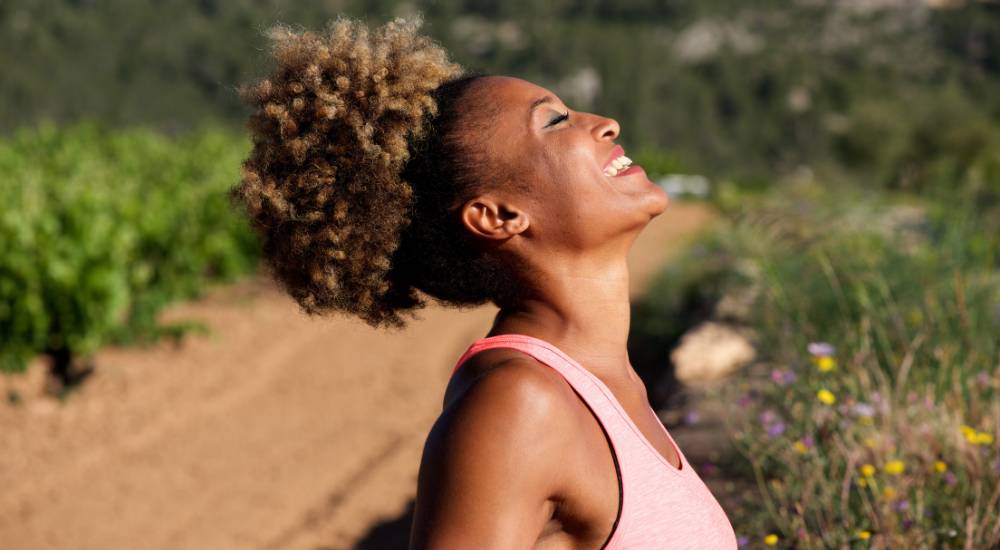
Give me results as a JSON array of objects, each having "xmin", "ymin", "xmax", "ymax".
[{"xmin": 1, "ymin": 203, "xmax": 717, "ymax": 550}]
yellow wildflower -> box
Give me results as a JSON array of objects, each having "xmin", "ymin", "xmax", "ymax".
[
  {"xmin": 857, "ymin": 530, "xmax": 871, "ymax": 541},
  {"xmin": 884, "ymin": 460, "xmax": 905, "ymax": 475},
  {"xmin": 960, "ymin": 425, "xmax": 977, "ymax": 441},
  {"xmin": 882, "ymin": 486, "xmax": 896, "ymax": 499},
  {"xmin": 815, "ymin": 356, "xmax": 836, "ymax": 372},
  {"xmin": 793, "ymin": 440, "xmax": 809, "ymax": 454},
  {"xmin": 859, "ymin": 416, "xmax": 874, "ymax": 426},
  {"xmin": 817, "ymin": 389, "xmax": 836, "ymax": 405},
  {"xmin": 959, "ymin": 425, "xmax": 995, "ymax": 445},
  {"xmin": 863, "ymin": 437, "xmax": 876, "ymax": 449},
  {"xmin": 934, "ymin": 461, "xmax": 947, "ymax": 473},
  {"xmin": 764, "ymin": 533, "xmax": 779, "ymax": 546},
  {"xmin": 858, "ymin": 478, "xmax": 868, "ymax": 488},
  {"xmin": 860, "ymin": 464, "xmax": 876, "ymax": 477}
]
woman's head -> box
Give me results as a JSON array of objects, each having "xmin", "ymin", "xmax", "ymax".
[
  {"xmin": 233, "ymin": 17, "xmax": 667, "ymax": 329},
  {"xmin": 444, "ymin": 75, "xmax": 669, "ymax": 260}
]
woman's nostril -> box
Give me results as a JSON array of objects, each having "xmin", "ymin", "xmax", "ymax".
[{"xmin": 594, "ymin": 116, "xmax": 619, "ymax": 140}]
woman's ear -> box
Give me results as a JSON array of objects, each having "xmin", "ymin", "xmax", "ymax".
[{"xmin": 460, "ymin": 196, "xmax": 529, "ymax": 241}]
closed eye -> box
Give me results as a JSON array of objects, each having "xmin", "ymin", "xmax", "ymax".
[{"xmin": 546, "ymin": 111, "xmax": 569, "ymax": 128}]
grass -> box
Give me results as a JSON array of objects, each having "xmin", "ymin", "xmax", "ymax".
[{"xmin": 651, "ymin": 180, "xmax": 999, "ymax": 548}]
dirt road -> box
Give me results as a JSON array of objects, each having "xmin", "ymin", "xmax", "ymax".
[{"xmin": 1, "ymin": 202, "xmax": 715, "ymax": 550}]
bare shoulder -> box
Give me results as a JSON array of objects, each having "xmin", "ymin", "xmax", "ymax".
[
  {"xmin": 410, "ymin": 358, "xmax": 580, "ymax": 549},
  {"xmin": 440, "ymin": 358, "xmax": 580, "ymax": 461}
]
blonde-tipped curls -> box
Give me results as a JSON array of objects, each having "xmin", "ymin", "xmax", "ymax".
[{"xmin": 232, "ymin": 16, "xmax": 465, "ymax": 328}]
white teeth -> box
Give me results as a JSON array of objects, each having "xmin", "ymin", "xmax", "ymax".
[{"xmin": 604, "ymin": 154, "xmax": 633, "ymax": 177}]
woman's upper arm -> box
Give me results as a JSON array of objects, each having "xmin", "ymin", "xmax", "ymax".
[{"xmin": 409, "ymin": 361, "xmax": 576, "ymax": 550}]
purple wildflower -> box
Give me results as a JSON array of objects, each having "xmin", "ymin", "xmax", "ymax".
[
  {"xmin": 684, "ymin": 411, "xmax": 700, "ymax": 425},
  {"xmin": 976, "ymin": 371, "xmax": 990, "ymax": 387},
  {"xmin": 767, "ymin": 421, "xmax": 787, "ymax": 438},
  {"xmin": 808, "ymin": 342, "xmax": 835, "ymax": 357},
  {"xmin": 769, "ymin": 368, "xmax": 797, "ymax": 386},
  {"xmin": 852, "ymin": 403, "xmax": 875, "ymax": 418},
  {"xmin": 944, "ymin": 471, "xmax": 958, "ymax": 486},
  {"xmin": 895, "ymin": 499, "xmax": 910, "ymax": 512},
  {"xmin": 802, "ymin": 435, "xmax": 815, "ymax": 448},
  {"xmin": 738, "ymin": 393, "xmax": 753, "ymax": 408},
  {"xmin": 759, "ymin": 409, "xmax": 778, "ymax": 425},
  {"xmin": 737, "ymin": 535, "xmax": 749, "ymax": 548}
]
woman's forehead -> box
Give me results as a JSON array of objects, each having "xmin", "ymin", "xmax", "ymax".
[{"xmin": 475, "ymin": 76, "xmax": 557, "ymax": 111}]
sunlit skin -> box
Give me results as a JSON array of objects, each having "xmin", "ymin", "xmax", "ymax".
[{"xmin": 410, "ymin": 76, "xmax": 676, "ymax": 550}]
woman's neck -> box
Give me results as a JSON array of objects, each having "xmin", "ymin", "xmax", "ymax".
[{"xmin": 487, "ymin": 255, "xmax": 637, "ymax": 385}]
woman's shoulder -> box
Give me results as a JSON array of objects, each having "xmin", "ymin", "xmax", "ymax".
[
  {"xmin": 442, "ymin": 348, "xmax": 578, "ymax": 428},
  {"xmin": 430, "ymin": 349, "xmax": 586, "ymax": 473},
  {"xmin": 418, "ymin": 351, "xmax": 584, "ymax": 504}
]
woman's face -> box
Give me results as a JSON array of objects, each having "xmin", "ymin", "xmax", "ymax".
[{"xmin": 458, "ymin": 75, "xmax": 669, "ymax": 256}]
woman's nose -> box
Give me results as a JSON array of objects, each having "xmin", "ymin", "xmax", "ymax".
[{"xmin": 592, "ymin": 115, "xmax": 620, "ymax": 141}]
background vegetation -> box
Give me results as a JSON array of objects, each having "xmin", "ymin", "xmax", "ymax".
[
  {"xmin": 2, "ymin": 0, "xmax": 998, "ymax": 191},
  {"xmin": 0, "ymin": 122, "xmax": 258, "ymax": 383},
  {"xmin": 2, "ymin": 0, "xmax": 998, "ymax": 545},
  {"xmin": 645, "ymin": 181, "xmax": 998, "ymax": 546}
]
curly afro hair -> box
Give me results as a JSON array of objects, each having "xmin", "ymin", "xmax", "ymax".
[{"xmin": 233, "ymin": 16, "xmax": 523, "ymax": 329}]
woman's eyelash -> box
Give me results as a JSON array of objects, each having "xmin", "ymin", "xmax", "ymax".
[{"xmin": 547, "ymin": 112, "xmax": 569, "ymax": 127}]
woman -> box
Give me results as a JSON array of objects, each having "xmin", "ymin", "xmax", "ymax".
[{"xmin": 234, "ymin": 16, "xmax": 738, "ymax": 550}]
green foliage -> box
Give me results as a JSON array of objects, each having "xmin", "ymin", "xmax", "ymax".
[
  {"xmin": 0, "ymin": 121, "xmax": 259, "ymax": 373},
  {"xmin": 630, "ymin": 146, "xmax": 689, "ymax": 179},
  {"xmin": 653, "ymin": 182, "xmax": 999, "ymax": 547},
  {"xmin": 2, "ymin": 1, "xmax": 999, "ymax": 197}
]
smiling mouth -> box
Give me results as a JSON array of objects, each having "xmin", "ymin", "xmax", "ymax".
[{"xmin": 603, "ymin": 145, "xmax": 635, "ymax": 177}]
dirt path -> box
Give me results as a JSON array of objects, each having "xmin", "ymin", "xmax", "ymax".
[{"xmin": 1, "ymin": 202, "xmax": 716, "ymax": 550}]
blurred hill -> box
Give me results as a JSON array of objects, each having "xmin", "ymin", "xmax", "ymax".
[{"xmin": 3, "ymin": 0, "xmax": 999, "ymax": 190}]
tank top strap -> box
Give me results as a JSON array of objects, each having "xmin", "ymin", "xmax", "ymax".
[
  {"xmin": 452, "ymin": 334, "xmax": 625, "ymax": 422},
  {"xmin": 452, "ymin": 333, "xmax": 691, "ymax": 474},
  {"xmin": 454, "ymin": 334, "xmax": 601, "ymax": 395},
  {"xmin": 453, "ymin": 333, "xmax": 679, "ymax": 465}
]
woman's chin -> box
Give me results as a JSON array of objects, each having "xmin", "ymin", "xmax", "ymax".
[
  {"xmin": 609, "ymin": 167, "xmax": 668, "ymax": 209},
  {"xmin": 616, "ymin": 188, "xmax": 670, "ymax": 236},
  {"xmin": 640, "ymin": 179, "xmax": 670, "ymax": 217}
]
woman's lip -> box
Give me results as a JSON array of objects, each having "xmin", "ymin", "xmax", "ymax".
[
  {"xmin": 603, "ymin": 144, "xmax": 625, "ymax": 171},
  {"xmin": 615, "ymin": 164, "xmax": 644, "ymax": 177}
]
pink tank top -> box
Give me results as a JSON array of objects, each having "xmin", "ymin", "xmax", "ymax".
[{"xmin": 451, "ymin": 333, "xmax": 738, "ymax": 550}]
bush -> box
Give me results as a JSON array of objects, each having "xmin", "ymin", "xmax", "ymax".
[{"xmin": 0, "ymin": 121, "xmax": 259, "ymax": 379}]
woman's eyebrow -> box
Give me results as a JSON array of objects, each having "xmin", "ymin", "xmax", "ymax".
[
  {"xmin": 529, "ymin": 95, "xmax": 556, "ymax": 113},
  {"xmin": 528, "ymin": 95, "xmax": 557, "ymax": 125}
]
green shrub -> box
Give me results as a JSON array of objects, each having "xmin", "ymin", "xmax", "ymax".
[{"xmin": 0, "ymin": 121, "xmax": 259, "ymax": 376}]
